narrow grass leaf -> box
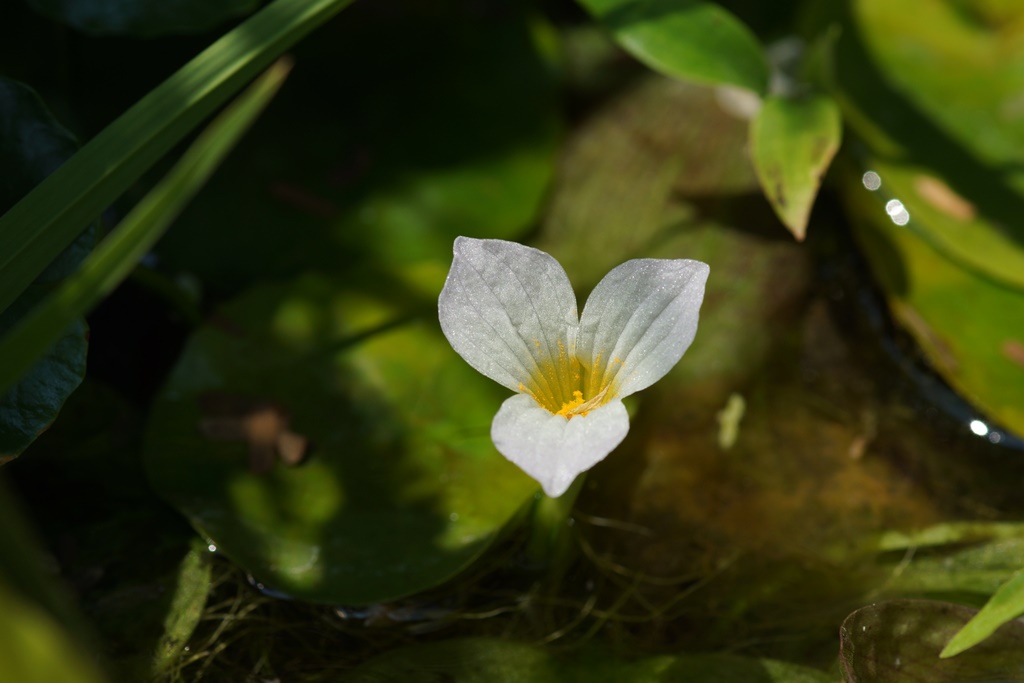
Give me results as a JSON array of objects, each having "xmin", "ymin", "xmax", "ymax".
[
  {"xmin": 0, "ymin": 59, "xmax": 293, "ymax": 398},
  {"xmin": 941, "ymin": 570, "xmax": 1024, "ymax": 658},
  {"xmin": 0, "ymin": 0, "xmax": 353, "ymax": 317}
]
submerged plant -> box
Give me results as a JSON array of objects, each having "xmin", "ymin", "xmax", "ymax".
[{"xmin": 438, "ymin": 237, "xmax": 709, "ymax": 497}]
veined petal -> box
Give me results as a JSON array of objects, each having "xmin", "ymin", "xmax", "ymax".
[
  {"xmin": 491, "ymin": 394, "xmax": 629, "ymax": 497},
  {"xmin": 578, "ymin": 259, "xmax": 709, "ymax": 399},
  {"xmin": 438, "ymin": 237, "xmax": 579, "ymax": 404}
]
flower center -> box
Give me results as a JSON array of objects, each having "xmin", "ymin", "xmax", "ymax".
[{"xmin": 519, "ymin": 340, "xmax": 617, "ymax": 419}]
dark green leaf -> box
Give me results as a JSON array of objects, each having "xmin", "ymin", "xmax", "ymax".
[
  {"xmin": 144, "ymin": 274, "xmax": 538, "ymax": 605},
  {"xmin": 28, "ymin": 0, "xmax": 259, "ymax": 36},
  {"xmin": 0, "ymin": 78, "xmax": 90, "ymax": 462},
  {"xmin": 750, "ymin": 94, "xmax": 841, "ymax": 240},
  {"xmin": 578, "ymin": 0, "xmax": 769, "ymax": 94},
  {"xmin": 840, "ymin": 600, "xmax": 1024, "ymax": 682}
]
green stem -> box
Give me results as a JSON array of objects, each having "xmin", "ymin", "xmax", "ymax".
[{"xmin": 524, "ymin": 474, "xmax": 586, "ymax": 579}]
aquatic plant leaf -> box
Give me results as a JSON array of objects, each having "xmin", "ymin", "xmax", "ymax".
[
  {"xmin": 841, "ymin": 159, "xmax": 1024, "ymax": 441},
  {"xmin": 839, "ymin": 600, "xmax": 1024, "ymax": 682},
  {"xmin": 750, "ymin": 94, "xmax": 842, "ymax": 241},
  {"xmin": 0, "ymin": 78, "xmax": 90, "ymax": 462},
  {"xmin": 28, "ymin": 0, "xmax": 259, "ymax": 36},
  {"xmin": 942, "ymin": 570, "xmax": 1024, "ymax": 658},
  {"xmin": 810, "ymin": 0, "xmax": 1024, "ymax": 289},
  {"xmin": 345, "ymin": 637, "xmax": 832, "ymax": 682},
  {"xmin": 144, "ymin": 275, "xmax": 537, "ymax": 605},
  {"xmin": 579, "ymin": 0, "xmax": 769, "ymax": 94},
  {"xmin": 155, "ymin": 4, "xmax": 560, "ymax": 288}
]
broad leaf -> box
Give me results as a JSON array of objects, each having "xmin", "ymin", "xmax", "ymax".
[
  {"xmin": 841, "ymin": 157, "xmax": 1024, "ymax": 444},
  {"xmin": 579, "ymin": 0, "xmax": 769, "ymax": 94},
  {"xmin": 144, "ymin": 275, "xmax": 538, "ymax": 605},
  {"xmin": 0, "ymin": 78, "xmax": 90, "ymax": 462},
  {"xmin": 750, "ymin": 94, "xmax": 842, "ymax": 240},
  {"xmin": 810, "ymin": 0, "xmax": 1024, "ymax": 289}
]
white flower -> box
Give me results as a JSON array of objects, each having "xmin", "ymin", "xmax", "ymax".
[{"xmin": 438, "ymin": 237, "xmax": 709, "ymax": 497}]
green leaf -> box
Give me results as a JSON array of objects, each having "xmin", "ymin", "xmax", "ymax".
[
  {"xmin": 840, "ymin": 600, "xmax": 1024, "ymax": 682},
  {"xmin": 0, "ymin": 59, "xmax": 293, "ymax": 400},
  {"xmin": 346, "ymin": 638, "xmax": 832, "ymax": 682},
  {"xmin": 143, "ymin": 274, "xmax": 538, "ymax": 605},
  {"xmin": 0, "ymin": 78, "xmax": 90, "ymax": 462},
  {"xmin": 750, "ymin": 94, "xmax": 841, "ymax": 240},
  {"xmin": 0, "ymin": 291, "xmax": 87, "ymax": 463},
  {"xmin": 578, "ymin": 0, "xmax": 769, "ymax": 94},
  {"xmin": 151, "ymin": 540, "xmax": 212, "ymax": 675},
  {"xmin": 0, "ymin": 0, "xmax": 355, "ymax": 318},
  {"xmin": 28, "ymin": 0, "xmax": 259, "ymax": 36},
  {"xmin": 841, "ymin": 156, "xmax": 1024, "ymax": 443},
  {"xmin": 809, "ymin": 0, "xmax": 1024, "ymax": 290},
  {"xmin": 942, "ymin": 570, "xmax": 1024, "ymax": 658}
]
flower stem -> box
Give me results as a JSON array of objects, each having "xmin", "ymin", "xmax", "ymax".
[{"xmin": 524, "ymin": 474, "xmax": 586, "ymax": 583}]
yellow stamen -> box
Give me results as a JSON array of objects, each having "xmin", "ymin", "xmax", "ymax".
[{"xmin": 556, "ymin": 390, "xmax": 586, "ymax": 417}]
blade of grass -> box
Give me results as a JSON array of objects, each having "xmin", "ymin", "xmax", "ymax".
[
  {"xmin": 0, "ymin": 59, "xmax": 293, "ymax": 397},
  {"xmin": 0, "ymin": 0, "xmax": 353, "ymax": 316}
]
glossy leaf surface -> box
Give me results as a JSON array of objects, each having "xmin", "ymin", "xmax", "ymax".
[
  {"xmin": 815, "ymin": 0, "xmax": 1024, "ymax": 289},
  {"xmin": 750, "ymin": 94, "xmax": 842, "ymax": 240},
  {"xmin": 842, "ymin": 161, "xmax": 1024, "ymax": 443},
  {"xmin": 144, "ymin": 275, "xmax": 537, "ymax": 605},
  {"xmin": 579, "ymin": 0, "xmax": 769, "ymax": 94}
]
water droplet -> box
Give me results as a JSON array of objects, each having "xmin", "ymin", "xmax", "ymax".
[
  {"xmin": 969, "ymin": 419, "xmax": 989, "ymax": 437},
  {"xmin": 884, "ymin": 199, "xmax": 910, "ymax": 225},
  {"xmin": 207, "ymin": 544, "xmax": 217, "ymax": 553},
  {"xmin": 449, "ymin": 512, "xmax": 459, "ymax": 522},
  {"xmin": 862, "ymin": 171, "xmax": 881, "ymax": 190}
]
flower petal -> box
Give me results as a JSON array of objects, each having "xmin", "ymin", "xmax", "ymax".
[
  {"xmin": 578, "ymin": 259, "xmax": 709, "ymax": 399},
  {"xmin": 491, "ymin": 394, "xmax": 629, "ymax": 497},
  {"xmin": 438, "ymin": 237, "xmax": 579, "ymax": 402}
]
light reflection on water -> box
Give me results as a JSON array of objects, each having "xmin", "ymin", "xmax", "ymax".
[{"xmin": 885, "ymin": 198, "xmax": 911, "ymax": 225}]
